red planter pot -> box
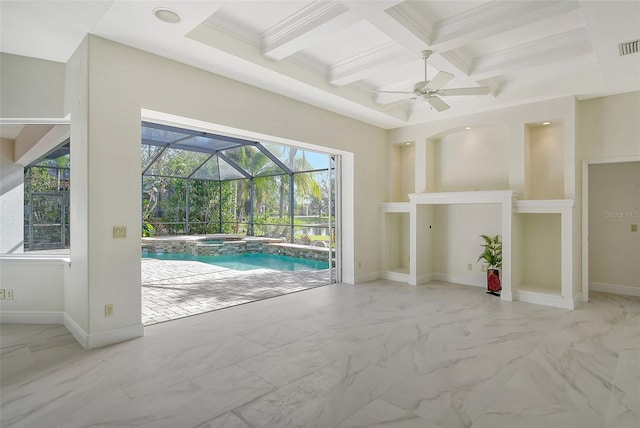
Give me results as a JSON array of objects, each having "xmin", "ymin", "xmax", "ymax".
[{"xmin": 487, "ymin": 269, "xmax": 501, "ymax": 296}]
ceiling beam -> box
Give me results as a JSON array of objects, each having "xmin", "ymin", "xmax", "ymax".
[
  {"xmin": 262, "ymin": 1, "xmax": 359, "ymax": 61},
  {"xmin": 345, "ymin": 1, "xmax": 428, "ymax": 54},
  {"xmin": 430, "ymin": 1, "xmax": 581, "ymax": 52},
  {"xmin": 347, "ymin": 2, "xmax": 485, "ymax": 91},
  {"xmin": 469, "ymin": 28, "xmax": 594, "ymax": 81},
  {"xmin": 329, "ymin": 41, "xmax": 409, "ymax": 86}
]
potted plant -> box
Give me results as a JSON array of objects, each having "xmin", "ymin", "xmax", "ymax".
[{"xmin": 477, "ymin": 234, "xmax": 502, "ymax": 296}]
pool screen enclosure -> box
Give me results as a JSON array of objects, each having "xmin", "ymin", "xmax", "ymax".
[{"xmin": 141, "ymin": 122, "xmax": 339, "ymax": 276}]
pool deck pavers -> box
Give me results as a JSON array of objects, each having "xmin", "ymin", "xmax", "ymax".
[{"xmin": 142, "ymin": 258, "xmax": 331, "ymax": 325}]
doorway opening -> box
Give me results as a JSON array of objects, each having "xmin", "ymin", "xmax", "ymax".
[
  {"xmin": 583, "ymin": 158, "xmax": 640, "ymax": 300},
  {"xmin": 139, "ymin": 121, "xmax": 342, "ymax": 325}
]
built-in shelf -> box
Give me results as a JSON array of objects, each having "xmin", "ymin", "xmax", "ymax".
[
  {"xmin": 516, "ymin": 283, "xmax": 561, "ymax": 295},
  {"xmin": 514, "ymin": 199, "xmax": 574, "ymax": 213},
  {"xmin": 380, "ymin": 192, "xmax": 578, "ymax": 310},
  {"xmin": 380, "ymin": 205, "xmax": 410, "ymax": 281},
  {"xmin": 525, "ymin": 121, "xmax": 565, "ymax": 199},
  {"xmin": 410, "ymin": 190, "xmax": 516, "ymax": 205}
]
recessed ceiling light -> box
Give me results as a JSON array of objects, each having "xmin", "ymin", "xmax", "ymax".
[
  {"xmin": 153, "ymin": 7, "xmax": 182, "ymax": 24},
  {"xmin": 405, "ymin": 142, "xmax": 412, "ymax": 146},
  {"xmin": 542, "ymin": 121, "xmax": 551, "ymax": 125},
  {"xmin": 465, "ymin": 126, "xmax": 472, "ymax": 130}
]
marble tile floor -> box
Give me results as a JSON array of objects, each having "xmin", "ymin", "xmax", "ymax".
[
  {"xmin": 142, "ymin": 258, "xmax": 332, "ymax": 325},
  {"xmin": 1, "ymin": 280, "xmax": 638, "ymax": 428}
]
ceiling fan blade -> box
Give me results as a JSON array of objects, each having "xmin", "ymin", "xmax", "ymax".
[
  {"xmin": 425, "ymin": 96, "xmax": 450, "ymax": 112},
  {"xmin": 438, "ymin": 86, "xmax": 491, "ymax": 96},
  {"xmin": 426, "ymin": 71, "xmax": 454, "ymax": 91}
]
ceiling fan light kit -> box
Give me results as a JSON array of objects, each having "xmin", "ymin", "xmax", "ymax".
[{"xmin": 374, "ymin": 49, "xmax": 491, "ymax": 112}]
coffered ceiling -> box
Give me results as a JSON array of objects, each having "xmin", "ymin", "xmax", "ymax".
[{"xmin": 1, "ymin": 1, "xmax": 639, "ymax": 129}]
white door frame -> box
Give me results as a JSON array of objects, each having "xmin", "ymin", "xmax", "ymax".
[{"xmin": 581, "ymin": 155, "xmax": 640, "ymax": 301}]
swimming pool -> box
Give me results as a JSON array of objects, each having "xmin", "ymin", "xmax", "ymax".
[{"xmin": 144, "ymin": 252, "xmax": 330, "ymax": 272}]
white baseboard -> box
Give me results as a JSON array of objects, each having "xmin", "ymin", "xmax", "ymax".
[
  {"xmin": 382, "ymin": 271, "xmax": 410, "ymax": 282},
  {"xmin": 86, "ymin": 323, "xmax": 144, "ymax": 349},
  {"xmin": 415, "ymin": 273, "xmax": 434, "ymax": 285},
  {"xmin": 513, "ymin": 290, "xmax": 576, "ymax": 309},
  {"xmin": 355, "ymin": 271, "xmax": 381, "ymax": 284},
  {"xmin": 590, "ymin": 282, "xmax": 640, "ymax": 297},
  {"xmin": 0, "ymin": 311, "xmax": 64, "ymax": 324},
  {"xmin": 433, "ymin": 273, "xmax": 485, "ymax": 288},
  {"xmin": 64, "ymin": 313, "xmax": 144, "ymax": 349},
  {"xmin": 63, "ymin": 313, "xmax": 89, "ymax": 348}
]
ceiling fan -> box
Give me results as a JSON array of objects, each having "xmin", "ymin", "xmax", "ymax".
[{"xmin": 373, "ymin": 50, "xmax": 491, "ymax": 112}]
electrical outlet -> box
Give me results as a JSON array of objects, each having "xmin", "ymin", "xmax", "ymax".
[
  {"xmin": 481, "ymin": 264, "xmax": 488, "ymax": 272},
  {"xmin": 113, "ymin": 226, "xmax": 127, "ymax": 239},
  {"xmin": 0, "ymin": 289, "xmax": 4, "ymax": 300},
  {"xmin": 632, "ymin": 224, "xmax": 637, "ymax": 232},
  {"xmin": 467, "ymin": 263, "xmax": 473, "ymax": 271},
  {"xmin": 105, "ymin": 304, "xmax": 114, "ymax": 317},
  {"xmin": 6, "ymin": 289, "xmax": 13, "ymax": 300}
]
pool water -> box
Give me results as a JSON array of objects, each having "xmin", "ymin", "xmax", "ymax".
[{"xmin": 144, "ymin": 252, "xmax": 329, "ymax": 271}]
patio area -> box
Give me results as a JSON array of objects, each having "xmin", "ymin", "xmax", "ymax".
[{"xmin": 142, "ymin": 258, "xmax": 331, "ymax": 325}]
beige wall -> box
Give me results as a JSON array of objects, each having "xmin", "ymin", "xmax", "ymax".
[
  {"xmin": 578, "ymin": 92, "xmax": 640, "ymax": 160},
  {"xmin": 526, "ymin": 123, "xmax": 565, "ymax": 199},
  {"xmin": 0, "ymin": 53, "xmax": 65, "ymax": 118}
]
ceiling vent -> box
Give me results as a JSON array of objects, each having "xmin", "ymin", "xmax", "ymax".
[{"xmin": 618, "ymin": 39, "xmax": 639, "ymax": 56}]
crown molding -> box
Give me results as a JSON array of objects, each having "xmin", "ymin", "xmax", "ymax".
[
  {"xmin": 329, "ymin": 42, "xmax": 406, "ymax": 86},
  {"xmin": 203, "ymin": 12, "xmax": 261, "ymax": 47},
  {"xmin": 431, "ymin": 1, "xmax": 581, "ymax": 51},
  {"xmin": 385, "ymin": 2, "xmax": 433, "ymax": 46},
  {"xmin": 470, "ymin": 28, "xmax": 593, "ymax": 80},
  {"xmin": 262, "ymin": 1, "xmax": 352, "ymax": 60}
]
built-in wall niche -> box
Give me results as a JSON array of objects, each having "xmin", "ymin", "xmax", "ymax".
[
  {"xmin": 525, "ymin": 121, "xmax": 564, "ymax": 199},
  {"xmin": 382, "ymin": 211, "xmax": 410, "ymax": 276},
  {"xmin": 428, "ymin": 125, "xmax": 509, "ymax": 193},
  {"xmin": 514, "ymin": 213, "xmax": 562, "ymax": 295},
  {"xmin": 389, "ymin": 143, "xmax": 415, "ymax": 201},
  {"xmin": 433, "ymin": 203, "xmax": 502, "ymax": 284}
]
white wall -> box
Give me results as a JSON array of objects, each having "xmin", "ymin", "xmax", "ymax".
[
  {"xmin": 433, "ymin": 204, "xmax": 502, "ymax": 286},
  {"xmin": 588, "ymin": 162, "xmax": 640, "ymax": 289},
  {"xmin": 0, "ymin": 257, "xmax": 66, "ymax": 323},
  {"xmin": 0, "ymin": 139, "xmax": 24, "ymax": 253},
  {"xmin": 63, "ymin": 38, "xmax": 90, "ymax": 339},
  {"xmin": 430, "ymin": 126, "xmax": 509, "ymax": 192},
  {"xmin": 0, "ymin": 53, "xmax": 65, "ymax": 119}
]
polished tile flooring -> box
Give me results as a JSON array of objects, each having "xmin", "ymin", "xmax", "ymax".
[
  {"xmin": 142, "ymin": 259, "xmax": 331, "ymax": 325},
  {"xmin": 1, "ymin": 281, "xmax": 638, "ymax": 428}
]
